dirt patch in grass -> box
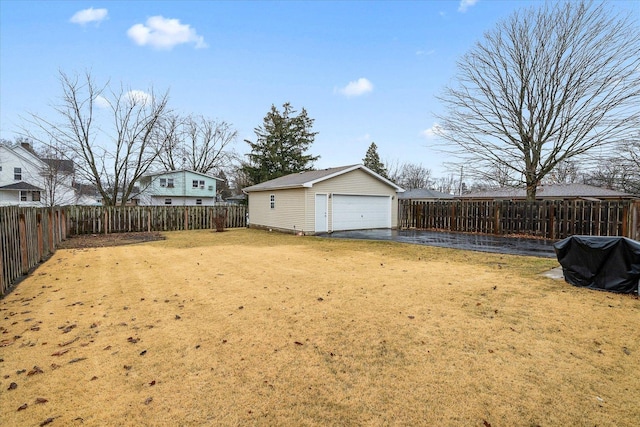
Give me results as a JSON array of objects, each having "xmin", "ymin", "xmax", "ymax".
[
  {"xmin": 1, "ymin": 229, "xmax": 639, "ymax": 426},
  {"xmin": 57, "ymin": 232, "xmax": 165, "ymax": 249}
]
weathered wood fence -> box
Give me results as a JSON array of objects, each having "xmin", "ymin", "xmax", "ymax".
[
  {"xmin": 66, "ymin": 204, "xmax": 247, "ymax": 235},
  {"xmin": 1, "ymin": 204, "xmax": 247, "ymax": 296},
  {"xmin": 0, "ymin": 206, "xmax": 67, "ymax": 296},
  {"xmin": 399, "ymin": 199, "xmax": 640, "ymax": 240}
]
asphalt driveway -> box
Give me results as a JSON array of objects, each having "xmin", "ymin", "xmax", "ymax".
[{"xmin": 318, "ymin": 229, "xmax": 557, "ymax": 258}]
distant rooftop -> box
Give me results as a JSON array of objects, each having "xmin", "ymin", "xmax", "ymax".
[
  {"xmin": 398, "ymin": 188, "xmax": 454, "ymax": 200},
  {"xmin": 459, "ymin": 184, "xmax": 635, "ymax": 200}
]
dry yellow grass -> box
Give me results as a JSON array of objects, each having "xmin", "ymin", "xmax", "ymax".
[{"xmin": 1, "ymin": 229, "xmax": 639, "ymax": 426}]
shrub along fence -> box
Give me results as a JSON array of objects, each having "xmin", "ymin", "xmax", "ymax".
[
  {"xmin": 66, "ymin": 204, "xmax": 247, "ymax": 235},
  {"xmin": 0, "ymin": 206, "xmax": 67, "ymax": 296},
  {"xmin": 399, "ymin": 199, "xmax": 640, "ymax": 240}
]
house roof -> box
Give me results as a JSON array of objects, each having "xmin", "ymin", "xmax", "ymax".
[
  {"xmin": 243, "ymin": 164, "xmax": 405, "ymax": 193},
  {"xmin": 459, "ymin": 184, "xmax": 636, "ymax": 200},
  {"xmin": 42, "ymin": 158, "xmax": 75, "ymax": 174},
  {"xmin": 0, "ymin": 181, "xmax": 44, "ymax": 191},
  {"xmin": 141, "ymin": 169, "xmax": 224, "ymax": 181},
  {"xmin": 398, "ymin": 188, "xmax": 454, "ymax": 200}
]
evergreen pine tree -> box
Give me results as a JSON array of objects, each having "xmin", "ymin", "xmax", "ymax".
[
  {"xmin": 243, "ymin": 103, "xmax": 319, "ymax": 185},
  {"xmin": 363, "ymin": 142, "xmax": 388, "ymax": 178}
]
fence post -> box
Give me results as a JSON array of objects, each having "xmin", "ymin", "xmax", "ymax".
[
  {"xmin": 37, "ymin": 213, "xmax": 43, "ymax": 261},
  {"xmin": 622, "ymin": 203, "xmax": 629, "ymax": 238},
  {"xmin": 633, "ymin": 202, "xmax": 640, "ymax": 241},
  {"xmin": 494, "ymin": 202, "xmax": 501, "ymax": 235},
  {"xmin": 549, "ymin": 202, "xmax": 555, "ymax": 240},
  {"xmin": 19, "ymin": 214, "xmax": 28, "ymax": 274},
  {"xmin": 0, "ymin": 232, "xmax": 4, "ymax": 293}
]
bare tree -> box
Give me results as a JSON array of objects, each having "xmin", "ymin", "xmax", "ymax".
[
  {"xmin": 544, "ymin": 159, "xmax": 580, "ymax": 185},
  {"xmin": 583, "ymin": 134, "xmax": 640, "ymax": 194},
  {"xmin": 433, "ymin": 174, "xmax": 459, "ymax": 195},
  {"xmin": 390, "ymin": 163, "xmax": 433, "ymax": 190},
  {"xmin": 23, "ymin": 71, "xmax": 170, "ymax": 206},
  {"xmin": 37, "ymin": 141, "xmax": 78, "ymax": 207},
  {"xmin": 436, "ymin": 1, "xmax": 640, "ymax": 200},
  {"xmin": 618, "ymin": 135, "xmax": 640, "ymax": 195},
  {"xmin": 155, "ymin": 114, "xmax": 238, "ymax": 174}
]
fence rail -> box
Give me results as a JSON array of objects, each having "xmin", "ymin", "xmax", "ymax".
[
  {"xmin": 66, "ymin": 204, "xmax": 247, "ymax": 235},
  {"xmin": 399, "ymin": 199, "xmax": 640, "ymax": 240},
  {"xmin": 1, "ymin": 206, "xmax": 67, "ymax": 296}
]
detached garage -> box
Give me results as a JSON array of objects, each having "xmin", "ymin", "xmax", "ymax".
[{"xmin": 243, "ymin": 164, "xmax": 404, "ymax": 235}]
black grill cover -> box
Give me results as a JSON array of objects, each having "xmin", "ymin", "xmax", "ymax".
[{"xmin": 553, "ymin": 236, "xmax": 640, "ymax": 294}]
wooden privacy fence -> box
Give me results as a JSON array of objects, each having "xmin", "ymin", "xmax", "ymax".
[
  {"xmin": 0, "ymin": 206, "xmax": 67, "ymax": 296},
  {"xmin": 66, "ymin": 204, "xmax": 247, "ymax": 235},
  {"xmin": 399, "ymin": 199, "xmax": 640, "ymax": 240}
]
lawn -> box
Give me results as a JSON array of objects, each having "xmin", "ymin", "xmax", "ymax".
[{"xmin": 1, "ymin": 229, "xmax": 639, "ymax": 426}]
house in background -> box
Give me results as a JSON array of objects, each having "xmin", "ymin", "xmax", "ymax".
[
  {"xmin": 0, "ymin": 141, "xmax": 78, "ymax": 206},
  {"xmin": 135, "ymin": 169, "xmax": 224, "ymax": 206},
  {"xmin": 398, "ymin": 188, "xmax": 454, "ymax": 201},
  {"xmin": 457, "ymin": 183, "xmax": 637, "ymax": 201},
  {"xmin": 243, "ymin": 164, "xmax": 404, "ymax": 235}
]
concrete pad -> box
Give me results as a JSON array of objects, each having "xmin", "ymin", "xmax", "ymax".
[{"xmin": 542, "ymin": 266, "xmax": 565, "ymax": 280}]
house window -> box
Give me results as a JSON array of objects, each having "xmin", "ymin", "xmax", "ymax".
[
  {"xmin": 164, "ymin": 198, "xmax": 172, "ymax": 205},
  {"xmin": 20, "ymin": 191, "xmax": 27, "ymax": 201},
  {"xmin": 270, "ymin": 194, "xmax": 275, "ymax": 209},
  {"xmin": 14, "ymin": 167, "xmax": 22, "ymax": 180},
  {"xmin": 196, "ymin": 199, "xmax": 202, "ymax": 205},
  {"xmin": 32, "ymin": 191, "xmax": 41, "ymax": 202},
  {"xmin": 192, "ymin": 180, "xmax": 199, "ymax": 188},
  {"xmin": 160, "ymin": 178, "xmax": 166, "ymax": 187},
  {"xmin": 167, "ymin": 178, "xmax": 174, "ymax": 188},
  {"xmin": 199, "ymin": 180, "xmax": 205, "ymax": 189}
]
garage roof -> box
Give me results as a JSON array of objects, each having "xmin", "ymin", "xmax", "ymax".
[{"xmin": 243, "ymin": 164, "xmax": 404, "ymax": 192}]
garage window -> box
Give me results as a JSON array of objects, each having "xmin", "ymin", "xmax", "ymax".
[{"xmin": 270, "ymin": 194, "xmax": 275, "ymax": 209}]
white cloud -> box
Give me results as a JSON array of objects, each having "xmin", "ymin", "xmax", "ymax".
[
  {"xmin": 127, "ymin": 16, "xmax": 207, "ymax": 50},
  {"xmin": 337, "ymin": 78, "xmax": 373, "ymax": 97},
  {"xmin": 416, "ymin": 49, "xmax": 435, "ymax": 56},
  {"xmin": 356, "ymin": 133, "xmax": 371, "ymax": 142},
  {"xmin": 126, "ymin": 90, "xmax": 152, "ymax": 106},
  {"xmin": 95, "ymin": 95, "xmax": 111, "ymax": 109},
  {"xmin": 421, "ymin": 124, "xmax": 444, "ymax": 140},
  {"xmin": 70, "ymin": 8, "xmax": 108, "ymax": 25},
  {"xmin": 458, "ymin": 0, "xmax": 478, "ymax": 13}
]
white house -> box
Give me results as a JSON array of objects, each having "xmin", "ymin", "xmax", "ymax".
[
  {"xmin": 0, "ymin": 142, "xmax": 78, "ymax": 207},
  {"xmin": 243, "ymin": 164, "xmax": 405, "ymax": 234},
  {"xmin": 135, "ymin": 169, "xmax": 224, "ymax": 206}
]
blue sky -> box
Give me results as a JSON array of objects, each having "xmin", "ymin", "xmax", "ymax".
[{"xmin": 1, "ymin": 0, "xmax": 637, "ymax": 177}]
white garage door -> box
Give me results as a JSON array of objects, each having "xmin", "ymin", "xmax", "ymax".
[{"xmin": 332, "ymin": 195, "xmax": 391, "ymax": 231}]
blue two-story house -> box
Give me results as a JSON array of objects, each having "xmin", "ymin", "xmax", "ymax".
[{"xmin": 136, "ymin": 169, "xmax": 224, "ymax": 206}]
